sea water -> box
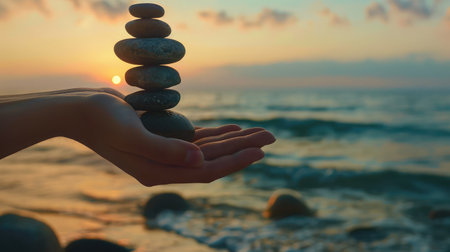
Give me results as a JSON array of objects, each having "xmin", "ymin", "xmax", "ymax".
[{"xmin": 1, "ymin": 88, "xmax": 449, "ymax": 251}]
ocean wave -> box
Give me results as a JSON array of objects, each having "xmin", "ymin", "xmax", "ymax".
[
  {"xmin": 195, "ymin": 117, "xmax": 450, "ymax": 139},
  {"xmin": 243, "ymin": 164, "xmax": 450, "ymax": 199}
]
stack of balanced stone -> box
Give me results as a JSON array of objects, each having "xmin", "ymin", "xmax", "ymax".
[{"xmin": 114, "ymin": 3, "xmax": 195, "ymax": 142}]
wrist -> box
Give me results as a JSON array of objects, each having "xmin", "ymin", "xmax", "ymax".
[
  {"xmin": 46, "ymin": 94, "xmax": 92, "ymax": 141},
  {"xmin": 0, "ymin": 94, "xmax": 86, "ymax": 158}
]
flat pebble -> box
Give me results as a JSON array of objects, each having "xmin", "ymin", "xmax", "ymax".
[
  {"xmin": 125, "ymin": 89, "xmax": 180, "ymax": 111},
  {"xmin": 126, "ymin": 66, "xmax": 180, "ymax": 90},
  {"xmin": 129, "ymin": 3, "xmax": 164, "ymax": 18},
  {"xmin": 114, "ymin": 38, "xmax": 185, "ymax": 65},
  {"xmin": 141, "ymin": 110, "xmax": 195, "ymax": 142},
  {"xmin": 126, "ymin": 19, "xmax": 171, "ymax": 38}
]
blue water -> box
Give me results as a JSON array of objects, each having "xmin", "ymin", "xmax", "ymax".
[
  {"xmin": 175, "ymin": 88, "xmax": 450, "ymax": 251},
  {"xmin": 1, "ymin": 87, "xmax": 449, "ymax": 251}
]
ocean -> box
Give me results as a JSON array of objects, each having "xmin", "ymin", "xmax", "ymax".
[{"xmin": 1, "ymin": 87, "xmax": 450, "ymax": 251}]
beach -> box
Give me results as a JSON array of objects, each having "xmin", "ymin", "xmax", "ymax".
[{"xmin": 1, "ymin": 88, "xmax": 450, "ymax": 251}]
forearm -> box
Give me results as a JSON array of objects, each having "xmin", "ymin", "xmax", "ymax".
[{"xmin": 0, "ymin": 93, "xmax": 86, "ymax": 159}]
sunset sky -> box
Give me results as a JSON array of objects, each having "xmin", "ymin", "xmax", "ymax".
[{"xmin": 0, "ymin": 0, "xmax": 449, "ymax": 93}]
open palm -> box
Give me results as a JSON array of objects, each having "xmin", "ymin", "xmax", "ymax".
[{"xmin": 60, "ymin": 88, "xmax": 275, "ymax": 186}]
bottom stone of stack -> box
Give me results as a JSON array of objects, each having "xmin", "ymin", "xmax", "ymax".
[{"xmin": 141, "ymin": 110, "xmax": 195, "ymax": 142}]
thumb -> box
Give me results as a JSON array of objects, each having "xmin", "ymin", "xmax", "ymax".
[{"xmin": 125, "ymin": 129, "xmax": 204, "ymax": 168}]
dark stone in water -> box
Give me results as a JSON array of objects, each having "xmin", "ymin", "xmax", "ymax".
[
  {"xmin": 125, "ymin": 90, "xmax": 180, "ymax": 111},
  {"xmin": 114, "ymin": 38, "xmax": 185, "ymax": 65},
  {"xmin": 129, "ymin": 3, "xmax": 164, "ymax": 19},
  {"xmin": 263, "ymin": 190, "xmax": 314, "ymax": 219},
  {"xmin": 141, "ymin": 110, "xmax": 195, "ymax": 142},
  {"xmin": 65, "ymin": 238, "xmax": 131, "ymax": 252},
  {"xmin": 348, "ymin": 227, "xmax": 388, "ymax": 242},
  {"xmin": 208, "ymin": 235, "xmax": 242, "ymax": 251},
  {"xmin": 126, "ymin": 19, "xmax": 171, "ymax": 38},
  {"xmin": 429, "ymin": 209, "xmax": 450, "ymax": 219},
  {"xmin": 125, "ymin": 66, "xmax": 181, "ymax": 91},
  {"xmin": 143, "ymin": 192, "xmax": 189, "ymax": 219},
  {"xmin": 0, "ymin": 213, "xmax": 63, "ymax": 252}
]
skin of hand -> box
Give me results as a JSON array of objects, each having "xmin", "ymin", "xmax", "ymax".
[{"xmin": 0, "ymin": 88, "xmax": 276, "ymax": 186}]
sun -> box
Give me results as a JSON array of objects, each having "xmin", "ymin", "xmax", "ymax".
[{"xmin": 112, "ymin": 75, "xmax": 121, "ymax": 85}]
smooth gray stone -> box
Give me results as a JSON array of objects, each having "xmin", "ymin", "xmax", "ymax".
[
  {"xmin": 129, "ymin": 3, "xmax": 164, "ymax": 18},
  {"xmin": 0, "ymin": 213, "xmax": 63, "ymax": 252},
  {"xmin": 125, "ymin": 89, "xmax": 180, "ymax": 111},
  {"xmin": 114, "ymin": 38, "xmax": 185, "ymax": 65},
  {"xmin": 143, "ymin": 192, "xmax": 189, "ymax": 219},
  {"xmin": 125, "ymin": 66, "xmax": 180, "ymax": 90},
  {"xmin": 141, "ymin": 110, "xmax": 195, "ymax": 142},
  {"xmin": 65, "ymin": 239, "xmax": 131, "ymax": 252},
  {"xmin": 126, "ymin": 19, "xmax": 171, "ymax": 38}
]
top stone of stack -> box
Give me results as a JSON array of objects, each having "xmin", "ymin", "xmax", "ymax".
[{"xmin": 129, "ymin": 3, "xmax": 165, "ymax": 18}]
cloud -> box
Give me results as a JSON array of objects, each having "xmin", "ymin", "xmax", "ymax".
[
  {"xmin": 389, "ymin": 0, "xmax": 433, "ymax": 18},
  {"xmin": 320, "ymin": 7, "xmax": 350, "ymax": 26},
  {"xmin": 0, "ymin": 0, "xmax": 132, "ymax": 22},
  {"xmin": 198, "ymin": 10, "xmax": 234, "ymax": 25},
  {"xmin": 239, "ymin": 8, "xmax": 297, "ymax": 29},
  {"xmin": 197, "ymin": 8, "xmax": 297, "ymax": 29},
  {"xmin": 0, "ymin": 0, "xmax": 51, "ymax": 21},
  {"xmin": 366, "ymin": 2, "xmax": 389, "ymax": 22},
  {"xmin": 365, "ymin": 0, "xmax": 443, "ymax": 26},
  {"xmin": 67, "ymin": 0, "xmax": 133, "ymax": 22}
]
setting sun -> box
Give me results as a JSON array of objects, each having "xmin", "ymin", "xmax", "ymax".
[{"xmin": 112, "ymin": 75, "xmax": 121, "ymax": 85}]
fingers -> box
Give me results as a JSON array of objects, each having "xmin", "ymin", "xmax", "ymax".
[
  {"xmin": 195, "ymin": 127, "xmax": 265, "ymax": 146},
  {"xmin": 201, "ymin": 148, "xmax": 265, "ymax": 182},
  {"xmin": 193, "ymin": 124, "xmax": 241, "ymax": 141},
  {"xmin": 200, "ymin": 130, "xmax": 276, "ymax": 160}
]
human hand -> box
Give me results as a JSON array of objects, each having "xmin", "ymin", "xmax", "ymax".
[{"xmin": 59, "ymin": 88, "xmax": 276, "ymax": 186}]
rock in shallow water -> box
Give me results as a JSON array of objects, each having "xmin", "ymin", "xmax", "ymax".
[
  {"xmin": 141, "ymin": 110, "xmax": 195, "ymax": 142},
  {"xmin": 114, "ymin": 38, "xmax": 185, "ymax": 65},
  {"xmin": 125, "ymin": 66, "xmax": 181, "ymax": 90},
  {"xmin": 143, "ymin": 192, "xmax": 189, "ymax": 219},
  {"xmin": 125, "ymin": 89, "xmax": 180, "ymax": 111},
  {"xmin": 263, "ymin": 189, "xmax": 314, "ymax": 219},
  {"xmin": 65, "ymin": 238, "xmax": 131, "ymax": 252},
  {"xmin": 129, "ymin": 3, "xmax": 164, "ymax": 18},
  {"xmin": 429, "ymin": 209, "xmax": 450, "ymax": 219},
  {"xmin": 126, "ymin": 19, "xmax": 171, "ymax": 38},
  {"xmin": 0, "ymin": 213, "xmax": 63, "ymax": 252}
]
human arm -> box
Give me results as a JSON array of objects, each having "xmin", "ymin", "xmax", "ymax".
[{"xmin": 0, "ymin": 88, "xmax": 276, "ymax": 186}]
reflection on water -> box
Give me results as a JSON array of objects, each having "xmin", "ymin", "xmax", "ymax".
[{"xmin": 1, "ymin": 88, "xmax": 449, "ymax": 251}]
